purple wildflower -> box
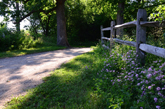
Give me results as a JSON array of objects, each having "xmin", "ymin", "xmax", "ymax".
[
  {"xmin": 154, "ymin": 97, "xmax": 158, "ymax": 102},
  {"xmin": 157, "ymin": 87, "xmax": 161, "ymax": 91},
  {"xmin": 159, "ymin": 66, "xmax": 163, "ymax": 68},
  {"xmin": 156, "ymin": 76, "xmax": 160, "ymax": 80},
  {"xmin": 148, "ymin": 86, "xmax": 152, "ymax": 90},
  {"xmin": 137, "ymin": 83, "xmax": 140, "ymax": 86},
  {"xmin": 158, "ymin": 92, "xmax": 164, "ymax": 98},
  {"xmin": 156, "ymin": 106, "xmax": 161, "ymax": 109},
  {"xmin": 142, "ymin": 71, "xmax": 146, "ymax": 74},
  {"xmin": 153, "ymin": 61, "xmax": 158, "ymax": 63},
  {"xmin": 148, "ymin": 68, "xmax": 152, "ymax": 71},
  {"xmin": 145, "ymin": 80, "xmax": 149, "ymax": 84},
  {"xmin": 152, "ymin": 84, "xmax": 155, "ymax": 86},
  {"xmin": 117, "ymin": 79, "xmax": 121, "ymax": 82},
  {"xmin": 136, "ymin": 74, "xmax": 138, "ymax": 77},
  {"xmin": 147, "ymin": 74, "xmax": 152, "ymax": 78}
]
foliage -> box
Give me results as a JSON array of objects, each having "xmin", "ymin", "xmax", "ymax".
[
  {"xmin": 0, "ymin": 25, "xmax": 18, "ymax": 51},
  {"xmin": 4, "ymin": 35, "xmax": 165, "ymax": 108},
  {"xmin": 94, "ymin": 32, "xmax": 165, "ymax": 108},
  {"xmin": 0, "ymin": 25, "xmax": 44, "ymax": 52},
  {"xmin": 149, "ymin": 5, "xmax": 165, "ymax": 22},
  {"xmin": 0, "ymin": 0, "xmax": 164, "ymax": 44},
  {"xmin": 0, "ymin": 45, "xmax": 65, "ymax": 58},
  {"xmin": 4, "ymin": 46, "xmax": 105, "ymax": 108}
]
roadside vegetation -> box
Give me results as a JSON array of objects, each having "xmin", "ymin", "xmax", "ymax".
[
  {"xmin": 0, "ymin": 0, "xmax": 165, "ymax": 108},
  {"xmin": 0, "ymin": 25, "xmax": 65, "ymax": 58},
  {"xmin": 5, "ymin": 32, "xmax": 165, "ymax": 108},
  {"xmin": 0, "ymin": 25, "xmax": 96, "ymax": 58}
]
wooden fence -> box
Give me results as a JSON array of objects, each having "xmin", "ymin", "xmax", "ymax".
[{"xmin": 101, "ymin": 9, "xmax": 165, "ymax": 65}]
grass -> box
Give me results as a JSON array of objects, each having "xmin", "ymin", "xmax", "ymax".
[
  {"xmin": 5, "ymin": 46, "xmax": 107, "ymax": 109},
  {"xmin": 0, "ymin": 26, "xmax": 97, "ymax": 58},
  {"xmin": 0, "ymin": 46, "xmax": 66, "ymax": 59},
  {"xmin": 0, "ymin": 36, "xmax": 97, "ymax": 59},
  {"xmin": 0, "ymin": 34, "xmax": 66, "ymax": 58},
  {"xmin": 4, "ymin": 35, "xmax": 165, "ymax": 108}
]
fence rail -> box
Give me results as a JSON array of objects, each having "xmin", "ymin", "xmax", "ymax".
[
  {"xmin": 113, "ymin": 38, "xmax": 136, "ymax": 47},
  {"xmin": 139, "ymin": 44, "xmax": 165, "ymax": 58},
  {"xmin": 101, "ymin": 9, "xmax": 165, "ymax": 65}
]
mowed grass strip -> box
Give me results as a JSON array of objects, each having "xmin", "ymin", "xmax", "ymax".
[
  {"xmin": 0, "ymin": 46, "xmax": 65, "ymax": 59},
  {"xmin": 5, "ymin": 47, "xmax": 106, "ymax": 109}
]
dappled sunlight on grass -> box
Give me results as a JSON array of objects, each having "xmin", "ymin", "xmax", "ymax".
[
  {"xmin": 0, "ymin": 46, "xmax": 66, "ymax": 58},
  {"xmin": 5, "ymin": 50, "xmax": 106, "ymax": 108}
]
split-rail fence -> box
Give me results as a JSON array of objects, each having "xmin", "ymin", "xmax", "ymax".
[{"xmin": 101, "ymin": 9, "xmax": 165, "ymax": 65}]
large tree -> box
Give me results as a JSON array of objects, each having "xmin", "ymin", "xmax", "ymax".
[
  {"xmin": 116, "ymin": 0, "xmax": 125, "ymax": 37},
  {"xmin": 56, "ymin": 0, "xmax": 70, "ymax": 46},
  {"xmin": 0, "ymin": 0, "xmax": 70, "ymax": 47},
  {"xmin": 23, "ymin": 0, "xmax": 70, "ymax": 47},
  {"xmin": 0, "ymin": 0, "xmax": 23, "ymax": 32},
  {"xmin": 16, "ymin": 2, "xmax": 20, "ymax": 32}
]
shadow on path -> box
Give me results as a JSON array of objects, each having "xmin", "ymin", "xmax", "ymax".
[{"xmin": 0, "ymin": 47, "xmax": 92, "ymax": 107}]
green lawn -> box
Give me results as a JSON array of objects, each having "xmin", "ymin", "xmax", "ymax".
[
  {"xmin": 0, "ymin": 46, "xmax": 66, "ymax": 59},
  {"xmin": 4, "ymin": 42, "xmax": 165, "ymax": 109},
  {"xmin": 5, "ymin": 46, "xmax": 106, "ymax": 109},
  {"xmin": 0, "ymin": 41, "xmax": 97, "ymax": 59}
]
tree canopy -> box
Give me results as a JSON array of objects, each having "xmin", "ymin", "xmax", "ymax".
[{"xmin": 0, "ymin": 0, "xmax": 164, "ymax": 46}]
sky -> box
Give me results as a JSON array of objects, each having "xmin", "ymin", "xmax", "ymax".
[
  {"xmin": 0, "ymin": 0, "xmax": 30, "ymax": 30},
  {"xmin": 0, "ymin": 16, "xmax": 30, "ymax": 30}
]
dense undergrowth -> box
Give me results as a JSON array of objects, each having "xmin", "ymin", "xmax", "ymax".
[
  {"xmin": 2, "ymin": 22, "xmax": 165, "ymax": 108},
  {"xmin": 5, "ymin": 38, "xmax": 165, "ymax": 108},
  {"xmin": 95, "ymin": 43, "xmax": 165, "ymax": 109},
  {"xmin": 0, "ymin": 25, "xmax": 44, "ymax": 52},
  {"xmin": 0, "ymin": 25, "xmax": 97, "ymax": 58}
]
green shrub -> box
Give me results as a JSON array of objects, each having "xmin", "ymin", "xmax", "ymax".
[
  {"xmin": 93, "ymin": 31, "xmax": 165, "ymax": 108},
  {"xmin": 0, "ymin": 26, "xmax": 43, "ymax": 52}
]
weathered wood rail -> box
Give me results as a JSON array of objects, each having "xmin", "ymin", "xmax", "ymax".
[{"xmin": 101, "ymin": 9, "xmax": 165, "ymax": 65}]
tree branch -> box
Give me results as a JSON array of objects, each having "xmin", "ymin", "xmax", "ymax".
[
  {"xmin": 23, "ymin": 0, "xmax": 30, "ymax": 4},
  {"xmin": 144, "ymin": 2, "xmax": 165, "ymax": 8},
  {"xmin": 14, "ymin": 10, "xmax": 38, "ymax": 23},
  {"xmin": 14, "ymin": 6, "xmax": 56, "ymax": 24}
]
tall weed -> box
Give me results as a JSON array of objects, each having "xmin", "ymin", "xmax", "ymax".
[
  {"xmin": 94, "ymin": 33, "xmax": 165, "ymax": 108},
  {"xmin": 0, "ymin": 26, "xmax": 43, "ymax": 52}
]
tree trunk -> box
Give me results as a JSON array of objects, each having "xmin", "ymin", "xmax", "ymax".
[
  {"xmin": 16, "ymin": 2, "xmax": 20, "ymax": 32},
  {"xmin": 56, "ymin": 0, "xmax": 70, "ymax": 47},
  {"xmin": 116, "ymin": 1, "xmax": 125, "ymax": 37}
]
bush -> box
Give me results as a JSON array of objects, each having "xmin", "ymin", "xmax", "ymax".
[
  {"xmin": 0, "ymin": 25, "xmax": 16, "ymax": 51},
  {"xmin": 0, "ymin": 26, "xmax": 43, "ymax": 52},
  {"xmin": 18, "ymin": 32, "xmax": 43, "ymax": 49},
  {"xmin": 94, "ymin": 41, "xmax": 165, "ymax": 109}
]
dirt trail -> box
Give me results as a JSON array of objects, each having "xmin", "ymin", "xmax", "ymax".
[{"xmin": 0, "ymin": 48, "xmax": 92, "ymax": 108}]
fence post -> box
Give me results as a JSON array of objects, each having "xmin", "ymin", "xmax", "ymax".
[
  {"xmin": 136, "ymin": 9, "xmax": 147, "ymax": 65},
  {"xmin": 110, "ymin": 21, "xmax": 115, "ymax": 53},
  {"xmin": 100, "ymin": 25, "xmax": 104, "ymax": 44}
]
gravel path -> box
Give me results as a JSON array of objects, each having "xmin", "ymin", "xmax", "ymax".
[{"xmin": 0, "ymin": 47, "xmax": 92, "ymax": 108}]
